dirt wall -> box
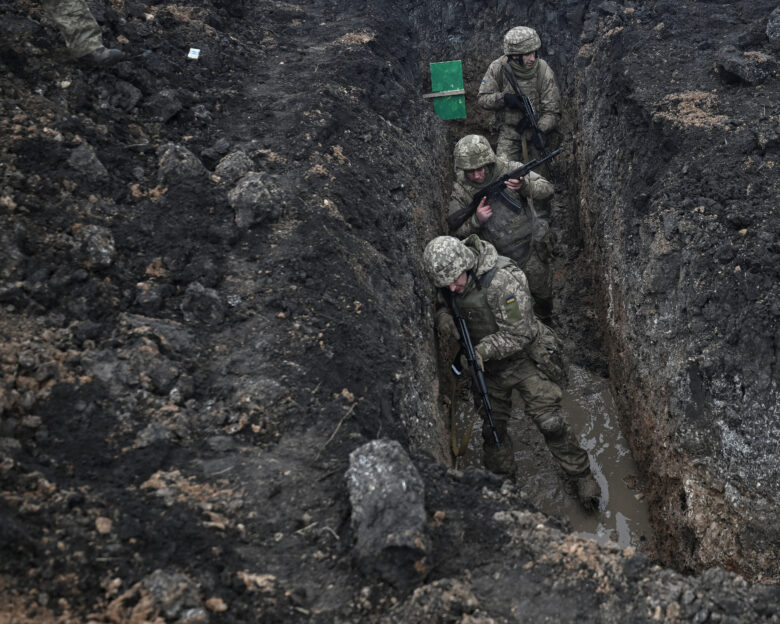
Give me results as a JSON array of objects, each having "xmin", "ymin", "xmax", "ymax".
[{"xmin": 571, "ymin": 1, "xmax": 779, "ymax": 582}]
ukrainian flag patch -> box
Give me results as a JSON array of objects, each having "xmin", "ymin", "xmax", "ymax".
[{"xmin": 503, "ymin": 294, "xmax": 522, "ymax": 323}]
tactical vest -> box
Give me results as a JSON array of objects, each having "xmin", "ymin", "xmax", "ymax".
[
  {"xmin": 480, "ymin": 191, "xmax": 535, "ymax": 265},
  {"xmin": 499, "ymin": 58, "xmax": 551, "ymax": 135},
  {"xmin": 456, "ymin": 257, "xmax": 514, "ymax": 344}
]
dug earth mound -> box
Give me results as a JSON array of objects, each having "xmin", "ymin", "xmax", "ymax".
[{"xmin": 0, "ymin": 0, "xmax": 778, "ymax": 622}]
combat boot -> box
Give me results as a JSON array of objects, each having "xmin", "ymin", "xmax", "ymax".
[
  {"xmin": 79, "ymin": 46, "xmax": 124, "ymax": 67},
  {"xmin": 576, "ymin": 474, "xmax": 601, "ymax": 513},
  {"xmin": 482, "ymin": 437, "xmax": 516, "ymax": 480}
]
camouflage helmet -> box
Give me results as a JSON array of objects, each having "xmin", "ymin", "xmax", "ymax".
[
  {"xmin": 453, "ymin": 135, "xmax": 496, "ymax": 171},
  {"xmin": 503, "ymin": 26, "xmax": 541, "ymax": 56},
  {"xmin": 423, "ymin": 236, "xmax": 476, "ymax": 287}
]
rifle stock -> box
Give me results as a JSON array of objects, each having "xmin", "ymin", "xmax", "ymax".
[
  {"xmin": 446, "ymin": 147, "xmax": 563, "ymax": 232},
  {"xmin": 446, "ymin": 291, "xmax": 500, "ymax": 448}
]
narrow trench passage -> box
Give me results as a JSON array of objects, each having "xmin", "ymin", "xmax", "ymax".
[{"xmin": 428, "ymin": 104, "xmax": 656, "ymax": 554}]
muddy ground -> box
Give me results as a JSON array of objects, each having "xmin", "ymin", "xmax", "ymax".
[{"xmin": 1, "ymin": 0, "xmax": 779, "ymax": 622}]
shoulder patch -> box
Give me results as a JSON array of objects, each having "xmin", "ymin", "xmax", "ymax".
[{"xmin": 503, "ymin": 294, "xmax": 523, "ymax": 323}]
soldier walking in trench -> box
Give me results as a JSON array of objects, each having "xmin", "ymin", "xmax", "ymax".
[
  {"xmin": 447, "ymin": 134, "xmax": 556, "ymax": 323},
  {"xmin": 423, "ymin": 234, "xmax": 601, "ymax": 512},
  {"xmin": 40, "ymin": 0, "xmax": 124, "ymax": 66},
  {"xmin": 478, "ymin": 25, "xmax": 562, "ymax": 169}
]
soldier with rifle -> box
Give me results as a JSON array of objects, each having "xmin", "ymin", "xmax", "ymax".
[
  {"xmin": 478, "ymin": 26, "xmax": 561, "ymax": 172},
  {"xmin": 422, "ymin": 234, "xmax": 601, "ymax": 512},
  {"xmin": 446, "ymin": 134, "xmax": 559, "ymax": 322}
]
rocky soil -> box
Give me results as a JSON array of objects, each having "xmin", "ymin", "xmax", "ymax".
[{"xmin": 0, "ymin": 0, "xmax": 778, "ymax": 622}]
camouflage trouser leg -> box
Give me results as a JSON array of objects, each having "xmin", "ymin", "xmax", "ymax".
[
  {"xmin": 42, "ymin": 0, "xmax": 103, "ymax": 58},
  {"xmin": 496, "ymin": 128, "xmax": 558, "ymax": 181},
  {"xmin": 495, "ymin": 131, "xmax": 524, "ymax": 163},
  {"xmin": 481, "ymin": 370, "xmax": 518, "ymax": 478},
  {"xmin": 486, "ymin": 358, "xmax": 590, "ymax": 478},
  {"xmin": 521, "ymin": 247, "xmax": 552, "ymax": 306}
]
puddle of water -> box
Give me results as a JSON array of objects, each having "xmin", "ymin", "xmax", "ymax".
[{"xmin": 451, "ymin": 364, "xmax": 653, "ymax": 550}]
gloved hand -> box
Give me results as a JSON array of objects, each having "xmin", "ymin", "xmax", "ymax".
[
  {"xmin": 503, "ymin": 93, "xmax": 522, "ymax": 109},
  {"xmin": 533, "ymin": 130, "xmax": 548, "ymax": 152},
  {"xmin": 437, "ymin": 314, "xmax": 457, "ymax": 343},
  {"xmin": 459, "ymin": 351, "xmax": 484, "ymax": 373}
]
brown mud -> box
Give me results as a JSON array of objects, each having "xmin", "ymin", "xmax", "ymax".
[{"xmin": 1, "ymin": 0, "xmax": 779, "ymax": 622}]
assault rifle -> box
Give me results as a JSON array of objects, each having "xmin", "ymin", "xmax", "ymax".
[
  {"xmin": 446, "ymin": 147, "xmax": 563, "ymax": 232},
  {"xmin": 501, "ymin": 62, "xmax": 556, "ymax": 181},
  {"xmin": 446, "ymin": 291, "xmax": 501, "ymax": 448}
]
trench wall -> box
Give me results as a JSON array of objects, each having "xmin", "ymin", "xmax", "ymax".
[{"xmin": 570, "ymin": 5, "xmax": 779, "ymax": 583}]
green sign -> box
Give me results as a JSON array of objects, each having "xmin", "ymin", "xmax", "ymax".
[{"xmin": 425, "ymin": 60, "xmax": 466, "ymax": 120}]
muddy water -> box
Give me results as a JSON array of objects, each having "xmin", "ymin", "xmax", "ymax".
[{"xmin": 451, "ymin": 364, "xmax": 653, "ymax": 551}]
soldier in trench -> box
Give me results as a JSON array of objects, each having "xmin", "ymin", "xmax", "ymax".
[
  {"xmin": 477, "ymin": 26, "xmax": 561, "ymax": 170},
  {"xmin": 422, "ymin": 234, "xmax": 601, "ymax": 512},
  {"xmin": 447, "ymin": 134, "xmax": 556, "ymax": 323},
  {"xmin": 40, "ymin": 0, "xmax": 124, "ymax": 66}
]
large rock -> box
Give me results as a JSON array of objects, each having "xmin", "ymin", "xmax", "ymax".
[
  {"xmin": 716, "ymin": 45, "xmax": 777, "ymax": 85},
  {"xmin": 346, "ymin": 439, "xmax": 430, "ymax": 589},
  {"xmin": 73, "ymin": 224, "xmax": 116, "ymax": 270},
  {"xmin": 156, "ymin": 143, "xmax": 207, "ymax": 185},
  {"xmin": 215, "ymin": 151, "xmax": 253, "ymax": 185},
  {"xmin": 227, "ymin": 172, "xmax": 281, "ymax": 228},
  {"xmin": 67, "ymin": 144, "xmax": 108, "ymax": 180}
]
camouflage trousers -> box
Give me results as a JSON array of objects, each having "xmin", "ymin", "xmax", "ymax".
[
  {"xmin": 520, "ymin": 245, "xmax": 552, "ymax": 305},
  {"xmin": 42, "ymin": 0, "xmax": 103, "ymax": 58},
  {"xmin": 482, "ymin": 357, "xmax": 590, "ymax": 478}
]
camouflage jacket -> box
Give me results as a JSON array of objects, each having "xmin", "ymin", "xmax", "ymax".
[
  {"xmin": 447, "ymin": 155, "xmax": 553, "ymax": 240},
  {"xmin": 477, "ymin": 57, "xmax": 561, "ymax": 136},
  {"xmin": 436, "ymin": 235, "xmax": 539, "ymax": 364}
]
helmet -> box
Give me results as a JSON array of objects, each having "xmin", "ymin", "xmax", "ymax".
[
  {"xmin": 503, "ymin": 26, "xmax": 541, "ymax": 56},
  {"xmin": 453, "ymin": 135, "xmax": 495, "ymax": 171},
  {"xmin": 423, "ymin": 236, "xmax": 476, "ymax": 287}
]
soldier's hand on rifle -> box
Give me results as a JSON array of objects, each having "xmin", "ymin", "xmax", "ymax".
[
  {"xmin": 503, "ymin": 93, "xmax": 522, "ymax": 109},
  {"xmin": 459, "ymin": 351, "xmax": 484, "ymax": 373},
  {"xmin": 504, "ymin": 177, "xmax": 524, "ymax": 192},
  {"xmin": 475, "ymin": 196, "xmax": 493, "ymax": 224}
]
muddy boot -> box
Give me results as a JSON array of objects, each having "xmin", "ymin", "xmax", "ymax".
[
  {"xmin": 482, "ymin": 437, "xmax": 516, "ymax": 480},
  {"xmin": 576, "ymin": 474, "xmax": 601, "ymax": 513},
  {"xmin": 79, "ymin": 46, "xmax": 124, "ymax": 67}
]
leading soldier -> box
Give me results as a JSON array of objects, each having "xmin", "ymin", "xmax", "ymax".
[{"xmin": 478, "ymin": 26, "xmax": 561, "ymax": 166}]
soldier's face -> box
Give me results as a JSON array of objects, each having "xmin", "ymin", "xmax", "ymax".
[
  {"xmin": 465, "ymin": 167, "xmax": 486, "ymax": 184},
  {"xmin": 522, "ymin": 52, "xmax": 536, "ymax": 67},
  {"xmin": 449, "ymin": 272, "xmax": 468, "ymax": 294}
]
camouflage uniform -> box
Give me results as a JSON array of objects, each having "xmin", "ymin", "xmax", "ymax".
[
  {"xmin": 423, "ymin": 235, "xmax": 599, "ymax": 511},
  {"xmin": 447, "ymin": 134, "xmax": 554, "ymax": 318},
  {"xmin": 42, "ymin": 0, "xmax": 104, "ymax": 58},
  {"xmin": 478, "ymin": 26, "xmax": 561, "ymax": 165}
]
